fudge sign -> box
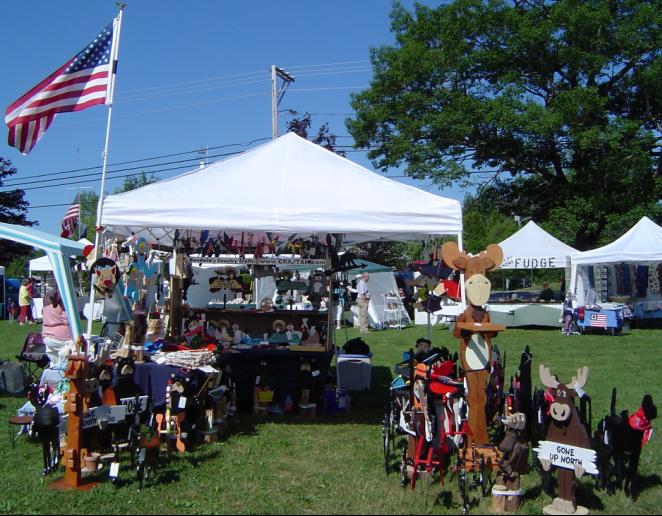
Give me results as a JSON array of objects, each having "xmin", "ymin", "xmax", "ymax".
[
  {"xmin": 502, "ymin": 257, "xmax": 557, "ymax": 269},
  {"xmin": 533, "ymin": 441, "xmax": 598, "ymax": 475}
]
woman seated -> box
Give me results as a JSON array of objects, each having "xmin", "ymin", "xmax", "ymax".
[{"xmin": 41, "ymin": 289, "xmax": 74, "ymax": 367}]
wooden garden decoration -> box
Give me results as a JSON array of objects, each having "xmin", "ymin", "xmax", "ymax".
[
  {"xmin": 534, "ymin": 365, "xmax": 596, "ymax": 515},
  {"xmin": 492, "ymin": 412, "xmax": 529, "ymax": 512},
  {"xmin": 442, "ymin": 242, "xmax": 504, "ymax": 446}
]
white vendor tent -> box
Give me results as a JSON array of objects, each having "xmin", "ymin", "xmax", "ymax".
[
  {"xmin": 29, "ymin": 238, "xmax": 93, "ymax": 274},
  {"xmin": 570, "ymin": 216, "xmax": 662, "ymax": 306},
  {"xmin": 487, "ymin": 221, "xmax": 578, "ymax": 328},
  {"xmin": 29, "ymin": 255, "xmax": 52, "ymax": 273},
  {"xmin": 100, "ymin": 132, "xmax": 462, "ymax": 244},
  {"xmin": 499, "ymin": 221, "xmax": 578, "ymax": 269},
  {"xmin": 571, "ymin": 216, "xmax": 662, "ymax": 267}
]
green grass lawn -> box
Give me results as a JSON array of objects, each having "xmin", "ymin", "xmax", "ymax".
[{"xmin": 0, "ymin": 320, "xmax": 660, "ymax": 514}]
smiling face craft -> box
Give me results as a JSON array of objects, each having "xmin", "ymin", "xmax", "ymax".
[
  {"xmin": 442, "ymin": 241, "xmax": 504, "ymax": 446},
  {"xmin": 90, "ymin": 257, "xmax": 121, "ymax": 298}
]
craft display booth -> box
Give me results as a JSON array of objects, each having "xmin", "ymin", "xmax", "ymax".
[
  {"xmin": 97, "ymin": 133, "xmax": 464, "ymax": 412},
  {"xmin": 571, "ymin": 217, "xmax": 662, "ymax": 331}
]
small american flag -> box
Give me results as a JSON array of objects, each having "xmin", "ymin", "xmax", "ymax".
[
  {"xmin": 589, "ymin": 312, "xmax": 608, "ymax": 327},
  {"xmin": 61, "ymin": 203, "xmax": 80, "ymax": 238},
  {"xmin": 5, "ymin": 19, "xmax": 118, "ymax": 154}
]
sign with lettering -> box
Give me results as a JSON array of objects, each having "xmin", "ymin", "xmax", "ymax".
[
  {"xmin": 501, "ymin": 257, "xmax": 559, "ymax": 269},
  {"xmin": 120, "ymin": 396, "xmax": 149, "ymax": 415},
  {"xmin": 196, "ymin": 256, "xmax": 327, "ymax": 266},
  {"xmin": 533, "ymin": 441, "xmax": 598, "ymax": 475},
  {"xmin": 82, "ymin": 405, "xmax": 127, "ymax": 430}
]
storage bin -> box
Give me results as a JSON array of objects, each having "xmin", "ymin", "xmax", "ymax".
[{"xmin": 336, "ymin": 353, "xmax": 372, "ymax": 391}]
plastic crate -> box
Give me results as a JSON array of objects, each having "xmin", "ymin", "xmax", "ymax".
[{"xmin": 336, "ymin": 353, "xmax": 372, "ymax": 391}]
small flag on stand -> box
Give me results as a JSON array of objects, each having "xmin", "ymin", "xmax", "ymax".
[
  {"xmin": 4, "ymin": 19, "xmax": 119, "ymax": 154},
  {"xmin": 61, "ymin": 203, "xmax": 80, "ymax": 238}
]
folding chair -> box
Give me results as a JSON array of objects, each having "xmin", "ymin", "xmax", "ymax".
[{"xmin": 16, "ymin": 333, "xmax": 50, "ymax": 383}]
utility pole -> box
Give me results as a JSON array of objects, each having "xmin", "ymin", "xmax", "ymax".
[{"xmin": 271, "ymin": 65, "xmax": 295, "ymax": 140}]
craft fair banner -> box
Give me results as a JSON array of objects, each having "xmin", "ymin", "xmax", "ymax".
[{"xmin": 195, "ymin": 256, "xmax": 328, "ymax": 266}]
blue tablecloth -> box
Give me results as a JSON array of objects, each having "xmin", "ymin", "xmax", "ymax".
[{"xmin": 578, "ymin": 307, "xmax": 623, "ymax": 330}]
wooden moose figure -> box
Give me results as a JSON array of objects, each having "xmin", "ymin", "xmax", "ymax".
[
  {"xmin": 536, "ymin": 365, "xmax": 594, "ymax": 515},
  {"xmin": 442, "ymin": 241, "xmax": 504, "ymax": 445}
]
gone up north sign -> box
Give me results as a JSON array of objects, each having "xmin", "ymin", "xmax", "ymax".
[{"xmin": 533, "ymin": 441, "xmax": 598, "ymax": 475}]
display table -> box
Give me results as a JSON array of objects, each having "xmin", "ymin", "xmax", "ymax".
[
  {"xmin": 488, "ymin": 303, "xmax": 562, "ymax": 328},
  {"xmin": 200, "ymin": 308, "xmax": 327, "ymax": 333},
  {"xmin": 577, "ymin": 305, "xmax": 629, "ymax": 335},
  {"xmin": 218, "ymin": 348, "xmax": 334, "ymax": 408}
]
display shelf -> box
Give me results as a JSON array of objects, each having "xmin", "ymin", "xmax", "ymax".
[{"xmin": 383, "ymin": 294, "xmax": 406, "ymax": 329}]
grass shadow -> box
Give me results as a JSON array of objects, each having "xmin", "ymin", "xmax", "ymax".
[{"xmin": 631, "ymin": 474, "xmax": 662, "ymax": 500}]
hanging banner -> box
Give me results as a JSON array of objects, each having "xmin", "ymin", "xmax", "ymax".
[{"xmin": 194, "ymin": 256, "xmax": 327, "ymax": 266}]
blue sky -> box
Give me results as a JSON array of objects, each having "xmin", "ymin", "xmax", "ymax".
[{"xmin": 1, "ymin": 1, "xmax": 465, "ymax": 236}]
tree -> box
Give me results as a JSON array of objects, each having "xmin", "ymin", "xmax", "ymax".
[
  {"xmin": 347, "ymin": 241, "xmax": 424, "ymax": 270},
  {"xmin": 0, "ymin": 156, "xmax": 35, "ymax": 264},
  {"xmin": 286, "ymin": 112, "xmax": 346, "ymax": 157},
  {"xmin": 113, "ymin": 172, "xmax": 160, "ymax": 194},
  {"xmin": 462, "ymin": 197, "xmax": 519, "ymax": 254},
  {"xmin": 75, "ymin": 172, "xmax": 159, "ymax": 240},
  {"xmin": 348, "ymin": 0, "xmax": 662, "ymax": 249}
]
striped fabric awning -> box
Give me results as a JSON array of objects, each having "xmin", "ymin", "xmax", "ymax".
[{"xmin": 0, "ymin": 222, "xmax": 86, "ymax": 339}]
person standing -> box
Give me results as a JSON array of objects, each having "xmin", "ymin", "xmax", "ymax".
[
  {"xmin": 357, "ymin": 272, "xmax": 371, "ymax": 333},
  {"xmin": 41, "ymin": 289, "xmax": 74, "ymax": 367},
  {"xmin": 18, "ymin": 278, "xmax": 34, "ymax": 325}
]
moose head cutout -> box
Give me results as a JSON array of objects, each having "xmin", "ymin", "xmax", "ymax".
[
  {"xmin": 442, "ymin": 242, "xmax": 504, "ymax": 446},
  {"xmin": 441, "ymin": 241, "xmax": 503, "ymax": 306},
  {"xmin": 537, "ymin": 364, "xmax": 593, "ymax": 515}
]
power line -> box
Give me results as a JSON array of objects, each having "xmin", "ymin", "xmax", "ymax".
[
  {"xmin": 283, "ymin": 60, "xmax": 370, "ymax": 70},
  {"xmin": 118, "ymin": 69, "xmax": 267, "ymax": 96},
  {"xmin": 3, "ymin": 137, "xmax": 271, "ymax": 185}
]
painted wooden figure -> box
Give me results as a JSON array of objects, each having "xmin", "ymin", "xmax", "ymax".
[
  {"xmin": 537, "ymin": 365, "xmax": 593, "ymax": 515},
  {"xmin": 442, "ymin": 241, "xmax": 504, "ymax": 446}
]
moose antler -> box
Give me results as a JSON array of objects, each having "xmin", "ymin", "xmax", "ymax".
[
  {"xmin": 441, "ymin": 241, "xmax": 468, "ymax": 271},
  {"xmin": 568, "ymin": 367, "xmax": 589, "ymax": 390},
  {"xmin": 539, "ymin": 364, "xmax": 559, "ymax": 389},
  {"xmin": 481, "ymin": 244, "xmax": 504, "ymax": 272}
]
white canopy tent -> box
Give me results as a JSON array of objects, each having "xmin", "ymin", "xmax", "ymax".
[
  {"xmin": 499, "ymin": 221, "xmax": 578, "ymax": 270},
  {"xmin": 489, "ymin": 221, "xmax": 578, "ymax": 328},
  {"xmin": 99, "ymin": 133, "xmax": 464, "ymax": 336},
  {"xmin": 570, "ymin": 216, "xmax": 662, "ymax": 306},
  {"xmin": 100, "ymin": 132, "xmax": 462, "ymax": 244},
  {"xmin": 29, "ymin": 238, "xmax": 93, "ymax": 275}
]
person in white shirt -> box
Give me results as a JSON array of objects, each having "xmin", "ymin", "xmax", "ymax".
[{"xmin": 356, "ymin": 272, "xmax": 371, "ymax": 333}]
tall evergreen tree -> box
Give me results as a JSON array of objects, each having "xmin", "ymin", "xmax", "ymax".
[{"xmin": 0, "ymin": 157, "xmax": 35, "ymax": 263}]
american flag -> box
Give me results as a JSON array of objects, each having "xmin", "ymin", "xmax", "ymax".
[
  {"xmin": 4, "ymin": 19, "xmax": 118, "ymax": 155},
  {"xmin": 60, "ymin": 203, "xmax": 80, "ymax": 238},
  {"xmin": 589, "ymin": 312, "xmax": 608, "ymax": 327}
]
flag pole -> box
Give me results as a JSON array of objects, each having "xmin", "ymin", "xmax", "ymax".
[{"xmin": 86, "ymin": 4, "xmax": 126, "ymax": 337}]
